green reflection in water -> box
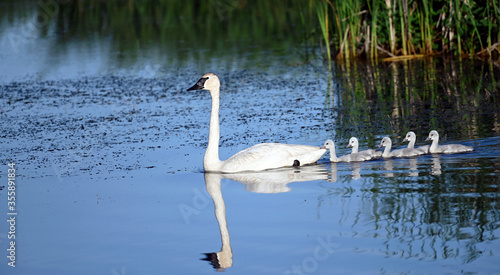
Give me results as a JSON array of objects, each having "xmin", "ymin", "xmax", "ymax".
[{"xmin": 329, "ymin": 58, "xmax": 500, "ymax": 146}]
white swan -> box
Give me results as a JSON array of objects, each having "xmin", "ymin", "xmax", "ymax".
[
  {"xmin": 187, "ymin": 73, "xmax": 327, "ymax": 172},
  {"xmin": 321, "ymin": 140, "xmax": 373, "ymax": 162},
  {"xmin": 425, "ymin": 130, "xmax": 474, "ymax": 154},
  {"xmin": 379, "ymin": 136, "xmax": 423, "ymax": 158},
  {"xmin": 348, "ymin": 137, "xmax": 382, "ymax": 158},
  {"xmin": 378, "ymin": 137, "xmax": 395, "ymax": 158},
  {"xmin": 403, "ymin": 131, "xmax": 429, "ymax": 154}
]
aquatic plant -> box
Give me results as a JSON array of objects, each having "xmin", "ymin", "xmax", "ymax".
[{"xmin": 313, "ymin": 0, "xmax": 500, "ymax": 60}]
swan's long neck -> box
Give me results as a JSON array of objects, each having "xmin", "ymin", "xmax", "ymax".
[
  {"xmin": 352, "ymin": 142, "xmax": 359, "ymax": 153},
  {"xmin": 382, "ymin": 142, "xmax": 392, "ymax": 157},
  {"xmin": 329, "ymin": 146, "xmax": 338, "ymax": 162},
  {"xmin": 408, "ymin": 138, "xmax": 416, "ymax": 149},
  {"xmin": 204, "ymin": 90, "xmax": 223, "ymax": 171},
  {"xmin": 430, "ymin": 136, "xmax": 439, "ymax": 152}
]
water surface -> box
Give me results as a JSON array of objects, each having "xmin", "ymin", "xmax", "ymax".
[{"xmin": 0, "ymin": 2, "xmax": 499, "ymax": 274}]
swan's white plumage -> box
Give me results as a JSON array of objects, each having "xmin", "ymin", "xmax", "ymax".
[
  {"xmin": 403, "ymin": 131, "xmax": 429, "ymax": 154},
  {"xmin": 188, "ymin": 73, "xmax": 326, "ymax": 173},
  {"xmin": 378, "ymin": 137, "xmax": 395, "ymax": 158},
  {"xmin": 322, "ymin": 140, "xmax": 372, "ymax": 162},
  {"xmin": 425, "ymin": 130, "xmax": 473, "ymax": 154},
  {"xmin": 348, "ymin": 137, "xmax": 382, "ymax": 158},
  {"xmin": 380, "ymin": 136, "xmax": 426, "ymax": 158},
  {"xmin": 221, "ymin": 143, "xmax": 326, "ymax": 173}
]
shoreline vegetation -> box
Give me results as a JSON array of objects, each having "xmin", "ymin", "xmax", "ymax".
[
  {"xmin": 312, "ymin": 0, "xmax": 500, "ymax": 63},
  {"xmin": 2, "ymin": 0, "xmax": 499, "ymax": 64}
]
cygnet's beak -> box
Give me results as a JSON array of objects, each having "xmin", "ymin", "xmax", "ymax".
[
  {"xmin": 425, "ymin": 136, "xmax": 431, "ymax": 141},
  {"xmin": 347, "ymin": 144, "xmax": 352, "ymax": 148},
  {"xmin": 320, "ymin": 145, "xmax": 326, "ymax": 149}
]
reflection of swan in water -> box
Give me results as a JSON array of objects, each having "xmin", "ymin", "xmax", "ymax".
[
  {"xmin": 330, "ymin": 163, "xmax": 338, "ymax": 182},
  {"xmin": 201, "ymin": 165, "xmax": 330, "ymax": 270},
  {"xmin": 225, "ymin": 165, "xmax": 330, "ymax": 193},
  {"xmin": 350, "ymin": 162, "xmax": 361, "ymax": 179},
  {"xmin": 382, "ymin": 159, "xmax": 394, "ymax": 177},
  {"xmin": 431, "ymin": 155, "xmax": 442, "ymax": 175},
  {"xmin": 202, "ymin": 173, "xmax": 233, "ymax": 271},
  {"xmin": 409, "ymin": 158, "xmax": 419, "ymax": 177}
]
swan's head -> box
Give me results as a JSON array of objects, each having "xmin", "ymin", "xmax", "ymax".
[
  {"xmin": 187, "ymin": 72, "xmax": 221, "ymax": 94},
  {"xmin": 379, "ymin": 137, "xmax": 391, "ymax": 148},
  {"xmin": 403, "ymin": 131, "xmax": 416, "ymax": 142},
  {"xmin": 320, "ymin": 140, "xmax": 335, "ymax": 150},
  {"xmin": 425, "ymin": 130, "xmax": 439, "ymax": 141},
  {"xmin": 347, "ymin": 137, "xmax": 358, "ymax": 148}
]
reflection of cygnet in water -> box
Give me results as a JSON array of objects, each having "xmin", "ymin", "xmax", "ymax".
[
  {"xmin": 409, "ymin": 158, "xmax": 419, "ymax": 177},
  {"xmin": 330, "ymin": 163, "xmax": 338, "ymax": 182},
  {"xmin": 431, "ymin": 156, "xmax": 442, "ymax": 175},
  {"xmin": 350, "ymin": 162, "xmax": 361, "ymax": 180},
  {"xmin": 202, "ymin": 173, "xmax": 233, "ymax": 271},
  {"xmin": 382, "ymin": 158, "xmax": 394, "ymax": 177}
]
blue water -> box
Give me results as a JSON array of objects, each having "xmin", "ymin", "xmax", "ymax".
[{"xmin": 0, "ymin": 2, "xmax": 499, "ymax": 274}]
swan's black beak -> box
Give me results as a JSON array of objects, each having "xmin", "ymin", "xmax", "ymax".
[{"xmin": 187, "ymin": 77, "xmax": 208, "ymax": 91}]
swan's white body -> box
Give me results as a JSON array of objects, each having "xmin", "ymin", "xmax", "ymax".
[
  {"xmin": 403, "ymin": 131, "xmax": 429, "ymax": 154},
  {"xmin": 348, "ymin": 137, "xmax": 382, "ymax": 158},
  {"xmin": 425, "ymin": 130, "xmax": 473, "ymax": 154},
  {"xmin": 380, "ymin": 136, "xmax": 425, "ymax": 158},
  {"xmin": 322, "ymin": 140, "xmax": 373, "ymax": 162},
  {"xmin": 378, "ymin": 137, "xmax": 395, "ymax": 158},
  {"xmin": 188, "ymin": 73, "xmax": 326, "ymax": 173}
]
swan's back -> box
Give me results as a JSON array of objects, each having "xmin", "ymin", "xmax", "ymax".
[
  {"xmin": 391, "ymin": 147, "xmax": 425, "ymax": 157},
  {"xmin": 360, "ymin": 149, "xmax": 382, "ymax": 158},
  {"xmin": 349, "ymin": 137, "xmax": 380, "ymax": 158},
  {"xmin": 433, "ymin": 144, "xmax": 473, "ymax": 154},
  {"xmin": 338, "ymin": 152, "xmax": 372, "ymax": 162},
  {"xmin": 221, "ymin": 143, "xmax": 326, "ymax": 172},
  {"xmin": 426, "ymin": 130, "xmax": 474, "ymax": 154},
  {"xmin": 417, "ymin": 145, "xmax": 430, "ymax": 154}
]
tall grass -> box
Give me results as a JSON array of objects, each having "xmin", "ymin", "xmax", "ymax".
[
  {"xmin": 6, "ymin": 0, "xmax": 498, "ymax": 62},
  {"xmin": 313, "ymin": 0, "xmax": 500, "ymax": 61}
]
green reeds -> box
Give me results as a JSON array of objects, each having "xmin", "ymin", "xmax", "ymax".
[
  {"xmin": 18, "ymin": 0, "xmax": 500, "ymax": 61},
  {"xmin": 316, "ymin": 0, "xmax": 332, "ymax": 70},
  {"xmin": 313, "ymin": 0, "xmax": 500, "ymax": 60}
]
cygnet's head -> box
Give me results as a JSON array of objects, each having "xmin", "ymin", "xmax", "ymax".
[
  {"xmin": 379, "ymin": 137, "xmax": 392, "ymax": 148},
  {"xmin": 347, "ymin": 137, "xmax": 358, "ymax": 148},
  {"xmin": 403, "ymin": 131, "xmax": 416, "ymax": 142},
  {"xmin": 320, "ymin": 140, "xmax": 335, "ymax": 150},
  {"xmin": 425, "ymin": 130, "xmax": 439, "ymax": 141},
  {"xmin": 187, "ymin": 72, "xmax": 221, "ymax": 94}
]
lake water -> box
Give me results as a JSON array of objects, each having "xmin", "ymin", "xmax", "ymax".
[{"xmin": 1, "ymin": 2, "xmax": 499, "ymax": 274}]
